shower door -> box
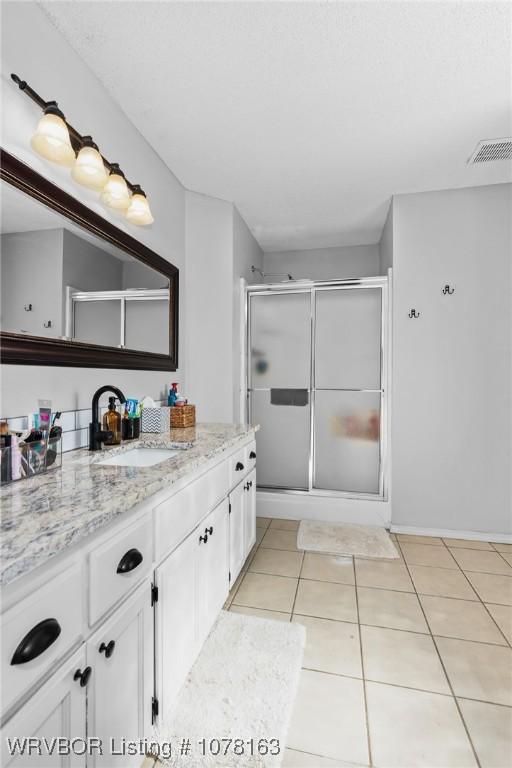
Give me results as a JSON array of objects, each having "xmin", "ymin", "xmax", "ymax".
[
  {"xmin": 313, "ymin": 286, "xmax": 384, "ymax": 495},
  {"xmin": 247, "ymin": 278, "xmax": 387, "ymax": 499},
  {"xmin": 248, "ymin": 290, "xmax": 312, "ymax": 489}
]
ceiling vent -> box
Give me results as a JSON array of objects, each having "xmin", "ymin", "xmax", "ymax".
[{"xmin": 468, "ymin": 138, "xmax": 512, "ymax": 164}]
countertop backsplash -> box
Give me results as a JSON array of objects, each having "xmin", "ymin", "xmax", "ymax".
[{"xmin": 3, "ymin": 401, "xmax": 165, "ymax": 454}]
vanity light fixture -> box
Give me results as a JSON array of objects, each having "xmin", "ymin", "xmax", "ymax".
[
  {"xmin": 72, "ymin": 136, "xmax": 108, "ymax": 191},
  {"xmin": 11, "ymin": 73, "xmax": 154, "ymax": 226},
  {"xmin": 101, "ymin": 163, "xmax": 131, "ymax": 210},
  {"xmin": 126, "ymin": 185, "xmax": 154, "ymax": 226}
]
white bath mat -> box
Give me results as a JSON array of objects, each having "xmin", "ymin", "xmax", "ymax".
[
  {"xmin": 297, "ymin": 519, "xmax": 399, "ymax": 559},
  {"xmin": 154, "ymin": 610, "xmax": 306, "ymax": 767}
]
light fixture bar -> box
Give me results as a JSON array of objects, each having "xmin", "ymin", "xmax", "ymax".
[{"xmin": 10, "ymin": 73, "xmax": 145, "ymax": 196}]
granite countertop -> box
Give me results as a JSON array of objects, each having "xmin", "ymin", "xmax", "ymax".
[{"xmin": 0, "ymin": 423, "xmax": 258, "ymax": 587}]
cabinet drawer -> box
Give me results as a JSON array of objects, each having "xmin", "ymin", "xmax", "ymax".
[
  {"xmin": 229, "ymin": 445, "xmax": 249, "ymax": 487},
  {"xmin": 154, "ymin": 460, "xmax": 229, "ymax": 561},
  {"xmin": 2, "ymin": 563, "xmax": 83, "ymax": 717},
  {"xmin": 89, "ymin": 515, "xmax": 152, "ymax": 626}
]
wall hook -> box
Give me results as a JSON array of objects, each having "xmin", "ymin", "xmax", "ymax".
[
  {"xmin": 43, "ymin": 320, "xmax": 52, "ymax": 328},
  {"xmin": 24, "ymin": 303, "xmax": 33, "ymax": 311},
  {"xmin": 408, "ymin": 309, "xmax": 420, "ymax": 318},
  {"xmin": 442, "ymin": 284, "xmax": 455, "ymax": 295}
]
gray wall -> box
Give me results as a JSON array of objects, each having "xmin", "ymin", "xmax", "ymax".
[
  {"xmin": 379, "ymin": 202, "xmax": 393, "ymax": 274},
  {"xmin": 62, "ymin": 230, "xmax": 123, "ymax": 292},
  {"xmin": 1, "ymin": 229, "xmax": 64, "ymax": 336},
  {"xmin": 1, "ymin": 1, "xmax": 186, "ymax": 415},
  {"xmin": 263, "ymin": 244, "xmax": 381, "ymax": 281},
  {"xmin": 391, "ymin": 183, "xmax": 511, "ymax": 536}
]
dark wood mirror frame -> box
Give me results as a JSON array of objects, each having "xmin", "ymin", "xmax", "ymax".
[{"xmin": 0, "ymin": 149, "xmax": 178, "ymax": 370}]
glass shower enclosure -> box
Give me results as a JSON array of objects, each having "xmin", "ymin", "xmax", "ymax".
[{"xmin": 246, "ymin": 277, "xmax": 388, "ymax": 500}]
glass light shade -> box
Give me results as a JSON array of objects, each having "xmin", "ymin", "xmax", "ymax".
[
  {"xmin": 72, "ymin": 145, "xmax": 108, "ymax": 190},
  {"xmin": 30, "ymin": 113, "xmax": 75, "ymax": 166},
  {"xmin": 126, "ymin": 192, "xmax": 154, "ymax": 225},
  {"xmin": 101, "ymin": 171, "xmax": 130, "ymax": 210}
]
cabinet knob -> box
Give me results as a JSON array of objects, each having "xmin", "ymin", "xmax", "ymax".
[
  {"xmin": 116, "ymin": 548, "xmax": 143, "ymax": 574},
  {"xmin": 11, "ymin": 618, "xmax": 62, "ymax": 666},
  {"xmin": 235, "ymin": 462, "xmax": 244, "ymax": 471},
  {"xmin": 244, "ymin": 482, "xmax": 250, "ymax": 491},
  {"xmin": 199, "ymin": 534, "xmax": 208, "ymax": 544},
  {"xmin": 250, "ymin": 451, "xmax": 256, "ymax": 459},
  {"xmin": 205, "ymin": 526, "xmax": 213, "ymax": 536},
  {"xmin": 99, "ymin": 640, "xmax": 116, "ymax": 658},
  {"xmin": 74, "ymin": 666, "xmax": 92, "ymax": 687}
]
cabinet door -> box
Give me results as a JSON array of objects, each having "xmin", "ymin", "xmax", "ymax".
[
  {"xmin": 244, "ymin": 468, "xmax": 257, "ymax": 556},
  {"xmin": 2, "ymin": 648, "xmax": 87, "ymax": 768},
  {"xmin": 87, "ymin": 581, "xmax": 153, "ymax": 768},
  {"xmin": 155, "ymin": 530, "xmax": 197, "ymax": 720},
  {"xmin": 197, "ymin": 498, "xmax": 229, "ymax": 646},
  {"xmin": 228, "ymin": 482, "xmax": 245, "ymax": 588}
]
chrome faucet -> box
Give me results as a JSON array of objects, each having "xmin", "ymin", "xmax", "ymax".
[{"xmin": 89, "ymin": 385, "xmax": 126, "ymax": 451}]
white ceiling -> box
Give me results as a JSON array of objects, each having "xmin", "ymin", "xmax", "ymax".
[{"xmin": 40, "ymin": 1, "xmax": 511, "ymax": 252}]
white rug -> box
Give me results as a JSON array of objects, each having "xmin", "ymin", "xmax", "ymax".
[
  {"xmin": 154, "ymin": 610, "xmax": 306, "ymax": 767},
  {"xmin": 297, "ymin": 519, "xmax": 399, "ymax": 559}
]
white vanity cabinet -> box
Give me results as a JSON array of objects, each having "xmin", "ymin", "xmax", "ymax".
[
  {"xmin": 1, "ymin": 431, "xmax": 257, "ymax": 762},
  {"xmin": 86, "ymin": 581, "xmax": 153, "ymax": 767},
  {"xmin": 2, "ymin": 647, "xmax": 87, "ymax": 768}
]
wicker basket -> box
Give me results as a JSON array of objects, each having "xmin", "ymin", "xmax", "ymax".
[{"xmin": 170, "ymin": 404, "xmax": 196, "ymax": 428}]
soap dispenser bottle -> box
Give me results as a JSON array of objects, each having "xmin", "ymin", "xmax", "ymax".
[{"xmin": 102, "ymin": 397, "xmax": 121, "ymax": 445}]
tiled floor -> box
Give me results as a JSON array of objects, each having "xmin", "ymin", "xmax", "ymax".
[{"xmin": 224, "ymin": 519, "xmax": 512, "ymax": 768}]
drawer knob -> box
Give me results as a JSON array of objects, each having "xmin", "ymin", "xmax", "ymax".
[
  {"xmin": 11, "ymin": 618, "xmax": 62, "ymax": 666},
  {"xmin": 235, "ymin": 462, "xmax": 244, "ymax": 471},
  {"xmin": 116, "ymin": 548, "xmax": 143, "ymax": 574},
  {"xmin": 199, "ymin": 534, "xmax": 208, "ymax": 544},
  {"xmin": 99, "ymin": 640, "xmax": 116, "ymax": 658},
  {"xmin": 74, "ymin": 666, "xmax": 92, "ymax": 687},
  {"xmin": 205, "ymin": 526, "xmax": 213, "ymax": 536},
  {"xmin": 244, "ymin": 482, "xmax": 250, "ymax": 491},
  {"xmin": 250, "ymin": 451, "xmax": 256, "ymax": 459}
]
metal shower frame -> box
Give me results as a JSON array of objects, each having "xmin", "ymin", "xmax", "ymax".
[{"xmin": 244, "ymin": 275, "xmax": 390, "ymax": 502}]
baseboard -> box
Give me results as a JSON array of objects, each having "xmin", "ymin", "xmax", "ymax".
[
  {"xmin": 390, "ymin": 524, "xmax": 512, "ymax": 544},
  {"xmin": 257, "ymin": 490, "xmax": 391, "ymax": 528}
]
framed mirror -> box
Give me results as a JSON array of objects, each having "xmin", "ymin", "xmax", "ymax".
[{"xmin": 0, "ymin": 149, "xmax": 178, "ymax": 370}]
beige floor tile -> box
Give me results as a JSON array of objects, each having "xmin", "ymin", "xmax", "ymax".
[
  {"xmin": 292, "ymin": 615, "xmax": 362, "ymax": 677},
  {"xmin": 287, "ymin": 669, "xmax": 368, "ymax": 764},
  {"xmin": 465, "ymin": 572, "xmax": 512, "ymax": 605},
  {"xmin": 261, "ymin": 528, "xmax": 299, "ymax": 551},
  {"xmin": 420, "ymin": 594, "xmax": 507, "ymax": 644},
  {"xmin": 458, "ymin": 698, "xmax": 512, "ymax": 768},
  {"xmin": 366, "ymin": 681, "xmax": 476, "ymax": 767},
  {"xmin": 249, "ymin": 547, "xmax": 303, "ymax": 578},
  {"xmin": 357, "ymin": 586, "xmax": 428, "ymax": 633},
  {"xmin": 400, "ymin": 542, "xmax": 458, "ymax": 569},
  {"xmin": 256, "ymin": 527, "xmax": 266, "ymax": 545},
  {"xmin": 500, "ymin": 552, "xmax": 512, "ymax": 567},
  {"xmin": 232, "ymin": 572, "xmax": 298, "ymax": 612},
  {"xmin": 361, "ymin": 625, "xmax": 450, "ymax": 694},
  {"xmin": 294, "ymin": 580, "xmax": 357, "ymax": 622},
  {"xmin": 270, "ymin": 518, "xmax": 300, "ymax": 531},
  {"xmin": 397, "ymin": 533, "xmax": 443, "ymax": 546},
  {"xmin": 409, "ymin": 564, "xmax": 478, "ymax": 600},
  {"xmin": 282, "ymin": 749, "xmax": 356, "ymax": 767},
  {"xmin": 301, "ymin": 553, "xmax": 355, "ymax": 585},
  {"xmin": 355, "ymin": 558, "xmax": 414, "ymax": 592},
  {"xmin": 449, "ymin": 548, "xmax": 512, "ymax": 576},
  {"xmin": 436, "ymin": 636, "xmax": 512, "ymax": 706},
  {"xmin": 140, "ymin": 758, "xmax": 156, "ymax": 768},
  {"xmin": 256, "ymin": 516, "xmax": 272, "ymax": 529},
  {"xmin": 443, "ymin": 538, "xmax": 494, "ymax": 550},
  {"xmin": 491, "ymin": 542, "xmax": 512, "ymax": 554},
  {"xmin": 229, "ymin": 605, "xmax": 291, "ymax": 622},
  {"xmin": 485, "ymin": 603, "xmax": 512, "ymax": 644}
]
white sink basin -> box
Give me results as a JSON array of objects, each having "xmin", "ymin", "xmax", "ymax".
[{"xmin": 96, "ymin": 448, "xmax": 179, "ymax": 468}]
